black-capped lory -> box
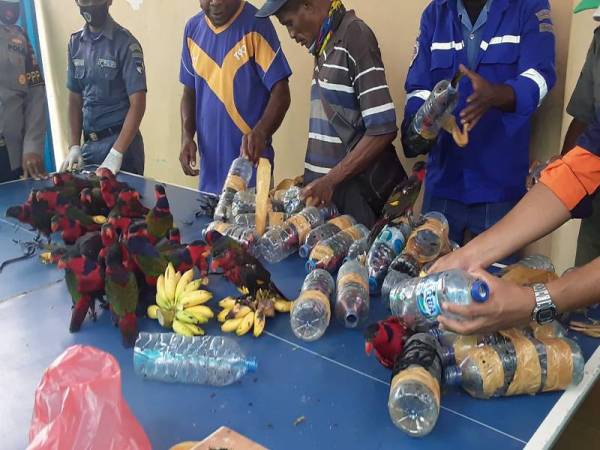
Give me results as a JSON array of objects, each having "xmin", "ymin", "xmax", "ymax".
[
  {"xmin": 146, "ymin": 185, "xmax": 173, "ymax": 242},
  {"xmin": 364, "ymin": 317, "xmax": 409, "ymax": 369},
  {"xmin": 125, "ymin": 233, "xmax": 169, "ymax": 285},
  {"xmin": 80, "ymin": 187, "xmax": 110, "ymax": 216},
  {"xmin": 105, "ymin": 244, "xmax": 139, "ymax": 347},
  {"xmin": 162, "ymin": 239, "xmax": 211, "ymax": 275},
  {"xmin": 51, "ymin": 206, "xmax": 105, "ymax": 245},
  {"xmin": 155, "ymin": 227, "xmax": 181, "ymax": 253},
  {"xmin": 109, "ymin": 189, "xmax": 148, "ymax": 219}
]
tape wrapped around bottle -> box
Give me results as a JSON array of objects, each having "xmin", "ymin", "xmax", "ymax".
[
  {"xmin": 390, "ymin": 366, "xmax": 441, "ymax": 409},
  {"xmin": 500, "ymin": 329, "xmax": 542, "ymax": 396},
  {"xmin": 538, "ymin": 337, "xmax": 574, "ymax": 392},
  {"xmin": 295, "ymin": 289, "xmax": 332, "ymax": 324}
]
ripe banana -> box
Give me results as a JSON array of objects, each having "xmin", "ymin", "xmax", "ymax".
[
  {"xmin": 184, "ymin": 279, "xmax": 204, "ymax": 294},
  {"xmin": 236, "ymin": 311, "xmax": 255, "ymax": 336},
  {"xmin": 147, "ymin": 305, "xmax": 159, "ymax": 320},
  {"xmin": 173, "ymin": 319, "xmax": 194, "ymax": 336},
  {"xmin": 219, "ymin": 297, "xmax": 237, "ymax": 309},
  {"xmin": 184, "ymin": 323, "xmax": 205, "ymax": 336},
  {"xmin": 175, "ymin": 309, "xmax": 209, "ymax": 325},
  {"xmin": 253, "ymin": 309, "xmax": 266, "ymax": 337},
  {"xmin": 227, "ymin": 304, "xmax": 252, "ymax": 320},
  {"xmin": 177, "ymin": 290, "xmax": 213, "ymax": 310},
  {"xmin": 221, "ymin": 317, "xmax": 243, "ymax": 333},
  {"xmin": 164, "ymin": 269, "xmax": 177, "ymax": 304},
  {"xmin": 175, "ymin": 269, "xmax": 195, "ymax": 302},
  {"xmin": 157, "ymin": 308, "xmax": 174, "ymax": 328},
  {"xmin": 185, "ymin": 305, "xmax": 214, "ymax": 319},
  {"xmin": 274, "ymin": 299, "xmax": 293, "ymax": 313},
  {"xmin": 218, "ymin": 307, "xmax": 232, "ymax": 323}
]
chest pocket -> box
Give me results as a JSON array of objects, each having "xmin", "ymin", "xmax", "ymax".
[
  {"xmin": 94, "ymin": 58, "xmax": 119, "ymax": 97},
  {"xmin": 5, "ymin": 39, "xmax": 27, "ymax": 91},
  {"xmin": 480, "ymin": 40, "xmax": 520, "ymax": 65}
]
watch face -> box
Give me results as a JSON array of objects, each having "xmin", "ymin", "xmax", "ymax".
[{"xmin": 537, "ymin": 307, "xmax": 557, "ymax": 324}]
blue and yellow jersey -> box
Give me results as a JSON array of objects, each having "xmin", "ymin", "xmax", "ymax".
[{"xmin": 180, "ymin": 1, "xmax": 292, "ymax": 194}]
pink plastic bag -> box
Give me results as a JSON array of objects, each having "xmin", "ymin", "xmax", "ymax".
[{"xmin": 27, "ymin": 345, "xmax": 151, "ymax": 450}]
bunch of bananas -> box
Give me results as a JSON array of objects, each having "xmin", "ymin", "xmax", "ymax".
[
  {"xmin": 218, "ymin": 288, "xmax": 293, "ymax": 337},
  {"xmin": 148, "ymin": 263, "xmax": 213, "ymax": 337}
]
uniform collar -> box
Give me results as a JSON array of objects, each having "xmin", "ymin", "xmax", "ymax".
[
  {"xmin": 82, "ymin": 15, "xmax": 116, "ymax": 41},
  {"xmin": 204, "ymin": 1, "xmax": 245, "ymax": 34}
]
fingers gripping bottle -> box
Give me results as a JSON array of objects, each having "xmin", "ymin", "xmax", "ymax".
[
  {"xmin": 299, "ymin": 215, "xmax": 356, "ymax": 258},
  {"xmin": 307, "ymin": 224, "xmax": 370, "ymax": 273},
  {"xmin": 389, "ymin": 269, "xmax": 489, "ymax": 331},
  {"xmin": 391, "ymin": 212, "xmax": 450, "ymax": 277},
  {"xmin": 214, "ymin": 157, "xmax": 253, "ymax": 222},
  {"xmin": 336, "ymin": 259, "xmax": 370, "ymax": 328},
  {"xmin": 290, "ymin": 269, "xmax": 336, "ymax": 341},
  {"xmin": 388, "ymin": 333, "xmax": 443, "ymax": 437}
]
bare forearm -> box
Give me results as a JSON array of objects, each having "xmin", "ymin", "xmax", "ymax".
[
  {"xmin": 562, "ymin": 118, "xmax": 588, "ymax": 156},
  {"xmin": 463, "ymin": 183, "xmax": 570, "ymax": 267},
  {"xmin": 68, "ymin": 92, "xmax": 83, "ymax": 147},
  {"xmin": 181, "ymin": 87, "xmax": 196, "ymax": 143},
  {"xmin": 492, "ymin": 84, "xmax": 516, "ymax": 112},
  {"xmin": 549, "ymin": 258, "xmax": 600, "ymax": 313},
  {"xmin": 254, "ymin": 79, "xmax": 290, "ymax": 137},
  {"xmin": 328, "ymin": 132, "xmax": 397, "ymax": 185},
  {"xmin": 113, "ymin": 92, "xmax": 146, "ymax": 153}
]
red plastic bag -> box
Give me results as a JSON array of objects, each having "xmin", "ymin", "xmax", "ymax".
[{"xmin": 27, "ymin": 345, "xmax": 151, "ymax": 450}]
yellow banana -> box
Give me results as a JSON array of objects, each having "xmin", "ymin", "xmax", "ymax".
[
  {"xmin": 218, "ymin": 297, "xmax": 237, "ymax": 309},
  {"xmin": 236, "ymin": 311, "xmax": 255, "ymax": 336},
  {"xmin": 228, "ymin": 305, "xmax": 252, "ymax": 320},
  {"xmin": 184, "ymin": 279, "xmax": 204, "ymax": 294},
  {"xmin": 253, "ymin": 310, "xmax": 266, "ymax": 337},
  {"xmin": 221, "ymin": 318, "xmax": 243, "ymax": 333},
  {"xmin": 185, "ymin": 305, "xmax": 214, "ymax": 319},
  {"xmin": 175, "ymin": 269, "xmax": 195, "ymax": 302},
  {"xmin": 92, "ymin": 215, "xmax": 107, "ymax": 225},
  {"xmin": 218, "ymin": 308, "xmax": 232, "ymax": 323},
  {"xmin": 274, "ymin": 299, "xmax": 293, "ymax": 313},
  {"xmin": 184, "ymin": 323, "xmax": 205, "ymax": 336},
  {"xmin": 164, "ymin": 270, "xmax": 177, "ymax": 304},
  {"xmin": 175, "ymin": 309, "xmax": 207, "ymax": 325},
  {"xmin": 173, "ymin": 319, "xmax": 194, "ymax": 336},
  {"xmin": 177, "ymin": 290, "xmax": 213, "ymax": 310},
  {"xmin": 165, "ymin": 262, "xmax": 175, "ymax": 282},
  {"xmin": 157, "ymin": 308, "xmax": 175, "ymax": 328},
  {"xmin": 147, "ymin": 305, "xmax": 159, "ymax": 320}
]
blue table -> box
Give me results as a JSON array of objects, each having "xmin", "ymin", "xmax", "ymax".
[{"xmin": 1, "ymin": 174, "xmax": 599, "ymax": 450}]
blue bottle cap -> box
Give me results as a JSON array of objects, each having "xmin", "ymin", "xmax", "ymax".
[
  {"xmin": 306, "ymin": 260, "xmax": 317, "ymax": 273},
  {"xmin": 299, "ymin": 244, "xmax": 310, "ymax": 259},
  {"xmin": 471, "ymin": 280, "xmax": 490, "ymax": 303},
  {"xmin": 245, "ymin": 358, "xmax": 258, "ymax": 373},
  {"xmin": 368, "ymin": 277, "xmax": 380, "ymax": 295},
  {"xmin": 439, "ymin": 346, "xmax": 456, "ymax": 367},
  {"xmin": 443, "ymin": 365, "xmax": 462, "ymax": 387}
]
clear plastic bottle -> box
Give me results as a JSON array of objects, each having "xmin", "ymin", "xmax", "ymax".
[
  {"xmin": 259, "ymin": 207, "xmax": 324, "ymax": 263},
  {"xmin": 336, "ymin": 259, "xmax": 369, "ymax": 328},
  {"xmin": 381, "ymin": 269, "xmax": 411, "ymax": 303},
  {"xmin": 345, "ymin": 237, "xmax": 370, "ymax": 262},
  {"xmin": 299, "ymin": 215, "xmax": 356, "ymax": 258},
  {"xmin": 444, "ymin": 337, "xmax": 584, "ymax": 399},
  {"xmin": 233, "ymin": 213, "xmax": 256, "ymax": 227},
  {"xmin": 282, "ymin": 186, "xmax": 304, "ymax": 215},
  {"xmin": 391, "ymin": 212, "xmax": 450, "ymax": 277},
  {"xmin": 232, "ymin": 191, "xmax": 256, "ymax": 217},
  {"xmin": 134, "ymin": 333, "xmax": 257, "ymax": 386},
  {"xmin": 388, "ymin": 333, "xmax": 442, "ymax": 437},
  {"xmin": 307, "ymin": 224, "xmax": 370, "ymax": 273},
  {"xmin": 214, "ymin": 157, "xmax": 253, "ymax": 222},
  {"xmin": 367, "ymin": 225, "xmax": 410, "ymax": 295},
  {"xmin": 203, "ymin": 221, "xmax": 258, "ymax": 250},
  {"xmin": 429, "ymin": 328, "xmax": 510, "ymax": 366},
  {"xmin": 389, "ymin": 269, "xmax": 489, "ymax": 331},
  {"xmin": 318, "ymin": 203, "xmax": 339, "ymax": 221},
  {"xmin": 290, "ymin": 269, "xmax": 335, "ymax": 341}
]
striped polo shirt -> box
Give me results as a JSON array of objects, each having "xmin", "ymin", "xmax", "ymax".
[{"xmin": 304, "ymin": 10, "xmax": 398, "ymax": 183}]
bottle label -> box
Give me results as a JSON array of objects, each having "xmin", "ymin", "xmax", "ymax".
[
  {"xmin": 328, "ymin": 215, "xmax": 354, "ymax": 231},
  {"xmin": 390, "ymin": 366, "xmax": 440, "ymax": 408},
  {"xmin": 415, "ymin": 278, "xmax": 442, "ymax": 319},
  {"xmin": 338, "ymin": 272, "xmax": 369, "ymax": 291},
  {"xmin": 287, "ymin": 214, "xmax": 311, "ymax": 243},
  {"xmin": 296, "ymin": 289, "xmax": 331, "ymax": 322},
  {"xmin": 537, "ymin": 337, "xmax": 574, "ymax": 392},
  {"xmin": 225, "ymin": 175, "xmax": 247, "ymax": 192}
]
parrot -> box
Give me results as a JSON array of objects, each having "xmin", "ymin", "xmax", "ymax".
[
  {"xmin": 51, "ymin": 206, "xmax": 104, "ymax": 245},
  {"xmin": 366, "ymin": 161, "xmax": 426, "ymax": 247},
  {"xmin": 6, "ymin": 195, "xmax": 54, "ymax": 237},
  {"xmin": 80, "ymin": 187, "xmax": 110, "ymax": 216},
  {"xmin": 51, "ymin": 172, "xmax": 99, "ymax": 196},
  {"xmin": 155, "ymin": 227, "xmax": 181, "ymax": 253},
  {"xmin": 36, "ymin": 189, "xmax": 75, "ymax": 215},
  {"xmin": 125, "ymin": 233, "xmax": 169, "ymax": 285},
  {"xmin": 145, "ymin": 184, "xmax": 174, "ymax": 242},
  {"xmin": 109, "ymin": 189, "xmax": 149, "ymax": 219},
  {"xmin": 105, "ymin": 243, "xmax": 139, "ymax": 348},
  {"xmin": 162, "ymin": 239, "xmax": 211, "ymax": 275},
  {"xmin": 46, "ymin": 231, "xmax": 103, "ymax": 265},
  {"xmin": 208, "ymin": 232, "xmax": 286, "ymax": 299},
  {"xmin": 364, "ymin": 317, "xmax": 409, "ymax": 369},
  {"xmin": 98, "ymin": 170, "xmax": 131, "ymax": 209}
]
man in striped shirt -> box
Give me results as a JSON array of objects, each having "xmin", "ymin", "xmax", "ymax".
[{"xmin": 257, "ymin": 0, "xmax": 406, "ymax": 227}]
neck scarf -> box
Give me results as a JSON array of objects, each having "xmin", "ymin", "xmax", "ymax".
[{"xmin": 311, "ymin": 0, "xmax": 345, "ymax": 57}]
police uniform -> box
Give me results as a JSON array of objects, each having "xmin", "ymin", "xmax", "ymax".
[
  {"xmin": 566, "ymin": 28, "xmax": 600, "ymax": 266},
  {"xmin": 0, "ymin": 22, "xmax": 46, "ymax": 182},
  {"xmin": 67, "ymin": 16, "xmax": 146, "ymax": 175}
]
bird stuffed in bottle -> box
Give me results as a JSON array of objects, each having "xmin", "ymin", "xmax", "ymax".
[{"xmin": 364, "ymin": 317, "xmax": 409, "ymax": 369}]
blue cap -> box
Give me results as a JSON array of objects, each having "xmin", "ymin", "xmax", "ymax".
[
  {"xmin": 471, "ymin": 280, "xmax": 490, "ymax": 303},
  {"xmin": 368, "ymin": 277, "xmax": 380, "ymax": 295},
  {"xmin": 443, "ymin": 365, "xmax": 462, "ymax": 387},
  {"xmin": 245, "ymin": 358, "xmax": 258, "ymax": 373},
  {"xmin": 306, "ymin": 259, "xmax": 317, "ymax": 273},
  {"xmin": 299, "ymin": 244, "xmax": 310, "ymax": 259},
  {"xmin": 256, "ymin": 0, "xmax": 290, "ymax": 17}
]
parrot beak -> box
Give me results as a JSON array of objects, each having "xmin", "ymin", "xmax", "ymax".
[{"xmin": 365, "ymin": 342, "xmax": 373, "ymax": 355}]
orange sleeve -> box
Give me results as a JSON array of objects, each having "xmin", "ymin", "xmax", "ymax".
[{"xmin": 539, "ymin": 146, "xmax": 600, "ymax": 211}]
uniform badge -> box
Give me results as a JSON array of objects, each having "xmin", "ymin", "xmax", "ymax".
[{"xmin": 136, "ymin": 62, "xmax": 144, "ymax": 74}]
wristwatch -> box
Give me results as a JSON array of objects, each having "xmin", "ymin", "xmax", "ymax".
[{"xmin": 531, "ymin": 283, "xmax": 557, "ymax": 325}]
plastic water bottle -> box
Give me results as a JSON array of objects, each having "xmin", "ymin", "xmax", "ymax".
[
  {"xmin": 444, "ymin": 337, "xmax": 584, "ymax": 399},
  {"xmin": 388, "ymin": 333, "xmax": 442, "ymax": 437},
  {"xmin": 232, "ymin": 191, "xmax": 256, "ymax": 217},
  {"xmin": 389, "ymin": 269, "xmax": 489, "ymax": 331},
  {"xmin": 282, "ymin": 186, "xmax": 304, "ymax": 215},
  {"xmin": 214, "ymin": 157, "xmax": 253, "ymax": 222},
  {"xmin": 233, "ymin": 213, "xmax": 256, "ymax": 227},
  {"xmin": 134, "ymin": 333, "xmax": 257, "ymax": 386},
  {"xmin": 318, "ymin": 203, "xmax": 339, "ymax": 221},
  {"xmin": 307, "ymin": 224, "xmax": 370, "ymax": 273},
  {"xmin": 381, "ymin": 269, "xmax": 411, "ymax": 303},
  {"xmin": 345, "ymin": 237, "xmax": 370, "ymax": 262},
  {"xmin": 429, "ymin": 328, "xmax": 509, "ymax": 366},
  {"xmin": 299, "ymin": 215, "xmax": 356, "ymax": 258},
  {"xmin": 336, "ymin": 259, "xmax": 369, "ymax": 328},
  {"xmin": 203, "ymin": 221, "xmax": 258, "ymax": 250},
  {"xmin": 259, "ymin": 207, "xmax": 324, "ymax": 263},
  {"xmin": 392, "ymin": 212, "xmax": 449, "ymax": 277},
  {"xmin": 367, "ymin": 224, "xmax": 411, "ymax": 295},
  {"xmin": 290, "ymin": 269, "xmax": 336, "ymax": 341}
]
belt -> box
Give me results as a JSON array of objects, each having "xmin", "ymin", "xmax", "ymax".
[{"xmin": 84, "ymin": 125, "xmax": 122, "ymax": 143}]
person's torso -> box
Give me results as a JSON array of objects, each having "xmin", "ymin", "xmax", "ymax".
[
  {"xmin": 588, "ymin": 29, "xmax": 600, "ymax": 111},
  {"xmin": 69, "ymin": 18, "xmax": 139, "ymax": 131},
  {"xmin": 185, "ymin": 2, "xmax": 275, "ymax": 193},
  {"xmin": 423, "ymin": 0, "xmax": 538, "ymax": 203}
]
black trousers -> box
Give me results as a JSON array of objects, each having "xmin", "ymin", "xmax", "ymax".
[
  {"xmin": 0, "ymin": 144, "xmax": 22, "ymax": 183},
  {"xmin": 333, "ymin": 178, "xmax": 380, "ymax": 228}
]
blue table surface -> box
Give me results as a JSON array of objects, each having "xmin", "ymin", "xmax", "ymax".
[{"xmin": 1, "ymin": 174, "xmax": 598, "ymax": 450}]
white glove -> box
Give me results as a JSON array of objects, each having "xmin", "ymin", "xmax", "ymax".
[
  {"xmin": 98, "ymin": 148, "xmax": 124, "ymax": 175},
  {"xmin": 60, "ymin": 145, "xmax": 83, "ymax": 172}
]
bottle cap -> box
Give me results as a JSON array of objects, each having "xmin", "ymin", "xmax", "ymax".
[
  {"xmin": 471, "ymin": 280, "xmax": 490, "ymax": 303},
  {"xmin": 306, "ymin": 259, "xmax": 317, "ymax": 273},
  {"xmin": 443, "ymin": 365, "xmax": 462, "ymax": 387},
  {"xmin": 439, "ymin": 346, "xmax": 456, "ymax": 367},
  {"xmin": 245, "ymin": 358, "xmax": 258, "ymax": 373},
  {"xmin": 299, "ymin": 244, "xmax": 310, "ymax": 259}
]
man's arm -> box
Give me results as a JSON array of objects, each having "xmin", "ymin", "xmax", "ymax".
[
  {"xmin": 241, "ymin": 78, "xmax": 290, "ymax": 163},
  {"xmin": 180, "ymin": 86, "xmax": 199, "ymax": 176},
  {"xmin": 68, "ymin": 91, "xmax": 83, "ymax": 148},
  {"xmin": 112, "ymin": 91, "xmax": 146, "ymax": 153},
  {"xmin": 562, "ymin": 117, "xmax": 588, "ymax": 156}
]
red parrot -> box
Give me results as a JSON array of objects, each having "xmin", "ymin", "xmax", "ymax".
[
  {"xmin": 109, "ymin": 189, "xmax": 149, "ymax": 220},
  {"xmin": 364, "ymin": 317, "xmax": 409, "ymax": 369},
  {"xmin": 80, "ymin": 187, "xmax": 110, "ymax": 216},
  {"xmin": 36, "ymin": 189, "xmax": 73, "ymax": 215},
  {"xmin": 145, "ymin": 185, "xmax": 174, "ymax": 242}
]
